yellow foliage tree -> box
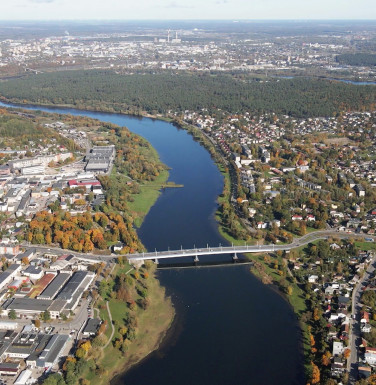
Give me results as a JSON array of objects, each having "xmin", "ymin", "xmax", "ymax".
[
  {"xmin": 311, "ymin": 362, "xmax": 320, "ymax": 384},
  {"xmin": 321, "ymin": 351, "xmax": 331, "ymax": 366}
]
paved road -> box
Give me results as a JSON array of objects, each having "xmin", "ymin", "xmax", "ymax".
[
  {"xmin": 348, "ymin": 257, "xmax": 376, "ymax": 384},
  {"xmin": 21, "ymin": 230, "xmax": 375, "ymax": 263},
  {"xmin": 126, "ymin": 230, "xmax": 374, "ymax": 261}
]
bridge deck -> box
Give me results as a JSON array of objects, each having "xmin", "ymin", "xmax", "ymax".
[{"xmin": 127, "ymin": 244, "xmax": 291, "ymax": 261}]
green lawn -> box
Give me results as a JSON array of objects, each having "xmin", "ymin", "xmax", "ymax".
[
  {"xmin": 127, "ymin": 169, "xmax": 169, "ymax": 227},
  {"xmin": 355, "ymin": 241, "xmax": 376, "ymax": 250}
]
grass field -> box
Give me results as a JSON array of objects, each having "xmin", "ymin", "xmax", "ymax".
[
  {"xmin": 355, "ymin": 241, "xmax": 376, "ymax": 251},
  {"xmin": 86, "ymin": 265, "xmax": 175, "ymax": 385},
  {"xmin": 128, "ymin": 169, "xmax": 169, "ymax": 227}
]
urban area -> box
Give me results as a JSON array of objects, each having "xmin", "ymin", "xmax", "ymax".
[{"xmin": 0, "ymin": 21, "xmax": 376, "ymax": 385}]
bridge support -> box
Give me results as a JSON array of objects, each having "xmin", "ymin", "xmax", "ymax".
[
  {"xmin": 154, "ymin": 258, "xmax": 159, "ymax": 265},
  {"xmin": 194, "ymin": 255, "xmax": 199, "ymax": 263},
  {"xmin": 233, "ymin": 253, "xmax": 238, "ymax": 261}
]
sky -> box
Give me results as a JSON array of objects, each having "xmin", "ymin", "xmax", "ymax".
[{"xmin": 1, "ymin": 0, "xmax": 376, "ymax": 21}]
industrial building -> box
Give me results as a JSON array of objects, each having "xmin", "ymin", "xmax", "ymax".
[{"xmin": 85, "ymin": 145, "xmax": 115, "ymax": 173}]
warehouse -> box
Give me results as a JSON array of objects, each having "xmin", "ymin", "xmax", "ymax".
[
  {"xmin": 37, "ymin": 272, "xmax": 71, "ymax": 300},
  {"xmin": 56, "ymin": 271, "xmax": 92, "ymax": 303},
  {"xmin": 2, "ymin": 298, "xmax": 52, "ymax": 317},
  {"xmin": 36, "ymin": 334, "xmax": 70, "ymax": 369}
]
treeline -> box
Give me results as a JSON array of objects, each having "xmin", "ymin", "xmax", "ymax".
[
  {"xmin": 0, "ymin": 70, "xmax": 376, "ymax": 118},
  {"xmin": 336, "ymin": 53, "xmax": 376, "ymax": 67}
]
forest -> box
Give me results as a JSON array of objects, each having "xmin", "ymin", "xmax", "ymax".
[
  {"xmin": 0, "ymin": 70, "xmax": 375, "ymax": 118},
  {"xmin": 336, "ymin": 53, "xmax": 376, "ymax": 67}
]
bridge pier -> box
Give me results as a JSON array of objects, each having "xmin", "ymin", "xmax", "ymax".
[
  {"xmin": 154, "ymin": 258, "xmax": 159, "ymax": 265},
  {"xmin": 193, "ymin": 255, "xmax": 199, "ymax": 263},
  {"xmin": 233, "ymin": 253, "xmax": 238, "ymax": 261}
]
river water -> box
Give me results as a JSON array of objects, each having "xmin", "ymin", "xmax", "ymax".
[{"xmin": 0, "ymin": 102, "xmax": 305, "ymax": 385}]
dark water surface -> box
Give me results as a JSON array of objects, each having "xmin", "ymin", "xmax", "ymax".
[{"xmin": 0, "ymin": 102, "xmax": 305, "ymax": 385}]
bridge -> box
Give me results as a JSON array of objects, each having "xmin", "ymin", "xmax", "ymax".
[
  {"xmin": 126, "ymin": 229, "xmax": 374, "ymax": 266},
  {"xmin": 21, "ymin": 229, "xmax": 375, "ymax": 266},
  {"xmin": 127, "ymin": 242, "xmax": 300, "ymax": 265}
]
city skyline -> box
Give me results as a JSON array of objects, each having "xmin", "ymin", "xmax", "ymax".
[{"xmin": 1, "ymin": 0, "xmax": 376, "ymax": 21}]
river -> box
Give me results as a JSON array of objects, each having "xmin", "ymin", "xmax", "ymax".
[{"xmin": 0, "ymin": 101, "xmax": 305, "ymax": 385}]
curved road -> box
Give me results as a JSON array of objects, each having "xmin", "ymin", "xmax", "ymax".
[{"xmin": 20, "ymin": 229, "xmax": 372, "ymax": 263}]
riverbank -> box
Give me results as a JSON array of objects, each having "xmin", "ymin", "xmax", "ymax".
[
  {"xmin": 85, "ymin": 263, "xmax": 175, "ymax": 385},
  {"xmin": 1, "ymin": 99, "xmax": 305, "ymax": 385}
]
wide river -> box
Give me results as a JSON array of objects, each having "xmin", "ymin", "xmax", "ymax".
[{"xmin": 1, "ymin": 102, "xmax": 305, "ymax": 385}]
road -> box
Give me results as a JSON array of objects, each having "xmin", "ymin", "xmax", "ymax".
[
  {"xmin": 12, "ymin": 297, "xmax": 89, "ymax": 337},
  {"xmin": 348, "ymin": 256, "xmax": 376, "ymax": 384},
  {"xmin": 20, "ymin": 230, "xmax": 375, "ymax": 264}
]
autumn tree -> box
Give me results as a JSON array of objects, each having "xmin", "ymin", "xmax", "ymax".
[
  {"xmin": 321, "ymin": 351, "xmax": 331, "ymax": 366},
  {"xmin": 21, "ymin": 257, "xmax": 29, "ymax": 265},
  {"xmin": 311, "ymin": 362, "xmax": 320, "ymax": 384}
]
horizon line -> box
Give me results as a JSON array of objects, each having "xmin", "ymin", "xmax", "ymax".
[{"xmin": 0, "ymin": 18, "xmax": 376, "ymax": 22}]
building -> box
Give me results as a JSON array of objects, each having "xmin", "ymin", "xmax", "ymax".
[
  {"xmin": 0, "ymin": 362, "xmax": 19, "ymax": 376},
  {"xmin": 85, "ymin": 145, "xmax": 115, "ymax": 173},
  {"xmin": 82, "ymin": 318, "xmax": 101, "ymax": 337},
  {"xmin": 14, "ymin": 369, "xmax": 33, "ymax": 385},
  {"xmin": 365, "ymin": 347, "xmax": 376, "ymax": 365},
  {"xmin": 0, "ymin": 321, "xmax": 18, "ymax": 330},
  {"xmin": 0, "ymin": 243, "xmax": 20, "ymax": 255},
  {"xmin": 22, "ymin": 266, "xmax": 44, "ymax": 282},
  {"xmin": 37, "ymin": 272, "xmax": 71, "ymax": 300},
  {"xmin": 21, "ymin": 165, "xmax": 45, "ymax": 175},
  {"xmin": 0, "ymin": 264, "xmax": 22, "ymax": 290},
  {"xmin": 332, "ymin": 341, "xmax": 344, "ymax": 356},
  {"xmin": 2, "ymin": 298, "xmax": 53, "ymax": 318},
  {"xmin": 36, "ymin": 334, "xmax": 70, "ymax": 369},
  {"xmin": 354, "ymin": 184, "xmax": 366, "ymax": 197}
]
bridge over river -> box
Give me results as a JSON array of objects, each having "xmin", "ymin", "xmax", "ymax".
[
  {"xmin": 127, "ymin": 243, "xmax": 285, "ymax": 264},
  {"xmin": 126, "ymin": 229, "xmax": 373, "ymax": 265},
  {"xmin": 22, "ymin": 229, "xmax": 375, "ymax": 266}
]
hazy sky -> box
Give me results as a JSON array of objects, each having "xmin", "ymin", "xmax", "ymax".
[{"xmin": 1, "ymin": 0, "xmax": 376, "ymax": 20}]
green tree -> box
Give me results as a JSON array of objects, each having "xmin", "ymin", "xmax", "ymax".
[
  {"xmin": 41, "ymin": 310, "xmax": 51, "ymax": 322},
  {"xmin": 8, "ymin": 309, "xmax": 17, "ymax": 320}
]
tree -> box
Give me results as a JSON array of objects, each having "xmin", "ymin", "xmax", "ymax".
[
  {"xmin": 92, "ymin": 334, "xmax": 107, "ymax": 347},
  {"xmin": 95, "ymin": 365, "xmax": 107, "ymax": 377},
  {"xmin": 21, "ymin": 256, "xmax": 29, "ymax": 265},
  {"xmin": 324, "ymin": 379, "xmax": 337, "ymax": 385},
  {"xmin": 75, "ymin": 347, "xmax": 86, "ymax": 359},
  {"xmin": 311, "ymin": 362, "xmax": 320, "ymax": 384},
  {"xmin": 344, "ymin": 348, "xmax": 351, "ymax": 359},
  {"xmin": 41, "ymin": 310, "xmax": 51, "ymax": 322},
  {"xmin": 322, "ymin": 351, "xmax": 331, "ymax": 366},
  {"xmin": 42, "ymin": 373, "xmax": 66, "ymax": 385},
  {"xmin": 80, "ymin": 340, "xmax": 91, "ymax": 353},
  {"xmin": 34, "ymin": 318, "xmax": 41, "ymax": 328},
  {"xmin": 8, "ymin": 309, "xmax": 17, "ymax": 319}
]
